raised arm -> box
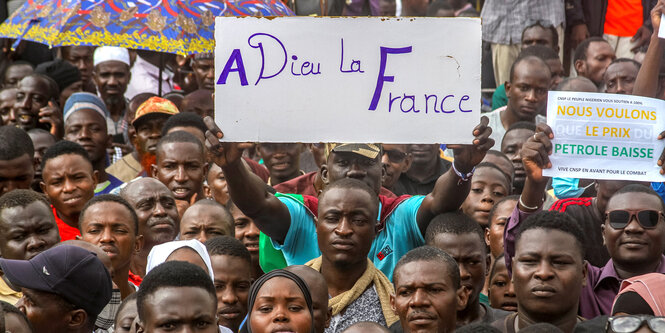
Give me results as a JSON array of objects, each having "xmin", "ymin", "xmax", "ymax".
[
  {"xmin": 503, "ymin": 123, "xmax": 553, "ymax": 273},
  {"xmin": 415, "ymin": 116, "xmax": 494, "ymax": 234},
  {"xmin": 633, "ymin": 0, "xmax": 665, "ymax": 98},
  {"xmin": 204, "ymin": 117, "xmax": 291, "ymax": 243}
]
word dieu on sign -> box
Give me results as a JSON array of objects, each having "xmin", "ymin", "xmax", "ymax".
[{"xmin": 216, "ymin": 33, "xmax": 473, "ymax": 114}]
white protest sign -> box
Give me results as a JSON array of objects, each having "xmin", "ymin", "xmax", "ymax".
[
  {"xmin": 542, "ymin": 91, "xmax": 665, "ymax": 182},
  {"xmin": 214, "ymin": 17, "xmax": 480, "ymax": 143},
  {"xmin": 659, "ymin": 13, "xmax": 665, "ymax": 39}
]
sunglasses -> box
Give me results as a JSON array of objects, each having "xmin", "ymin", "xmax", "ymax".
[
  {"xmin": 606, "ymin": 210, "xmax": 664, "ymax": 229},
  {"xmin": 607, "ymin": 315, "xmax": 665, "ymax": 333},
  {"xmin": 383, "ymin": 149, "xmax": 407, "ymax": 163}
]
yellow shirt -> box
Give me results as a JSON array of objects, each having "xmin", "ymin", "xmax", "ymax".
[{"xmin": 0, "ymin": 277, "xmax": 21, "ymax": 305}]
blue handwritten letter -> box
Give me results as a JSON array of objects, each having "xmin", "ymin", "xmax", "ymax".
[
  {"xmin": 217, "ymin": 49, "xmax": 248, "ymax": 86},
  {"xmin": 368, "ymin": 46, "xmax": 412, "ymax": 111},
  {"xmin": 248, "ymin": 33, "xmax": 287, "ymax": 86}
]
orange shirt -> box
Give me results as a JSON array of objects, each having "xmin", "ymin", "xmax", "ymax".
[{"xmin": 604, "ymin": 0, "xmax": 643, "ymax": 37}]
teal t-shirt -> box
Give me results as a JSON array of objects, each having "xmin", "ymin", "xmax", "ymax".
[
  {"xmin": 272, "ymin": 194, "xmax": 426, "ymax": 280},
  {"xmin": 492, "ymin": 83, "xmax": 508, "ymax": 111}
]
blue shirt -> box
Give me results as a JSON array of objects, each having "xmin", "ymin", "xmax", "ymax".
[{"xmin": 272, "ymin": 194, "xmax": 425, "ymax": 280}]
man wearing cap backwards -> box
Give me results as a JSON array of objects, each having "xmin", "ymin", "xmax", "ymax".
[
  {"xmin": 63, "ymin": 92, "xmax": 123, "ymax": 195},
  {"xmin": 1, "ymin": 245, "xmax": 112, "ymax": 333},
  {"xmin": 106, "ymin": 97, "xmax": 179, "ymax": 183},
  {"xmin": 92, "ymin": 46, "xmax": 132, "ymax": 140},
  {"xmin": 204, "ymin": 116, "xmax": 494, "ymax": 280}
]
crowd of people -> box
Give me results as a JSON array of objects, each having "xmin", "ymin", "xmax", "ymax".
[{"xmin": 0, "ymin": 0, "xmax": 665, "ymax": 332}]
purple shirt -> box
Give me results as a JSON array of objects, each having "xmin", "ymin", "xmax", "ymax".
[{"xmin": 504, "ymin": 206, "xmax": 665, "ymax": 319}]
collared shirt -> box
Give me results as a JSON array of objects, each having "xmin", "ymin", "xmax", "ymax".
[
  {"xmin": 0, "ymin": 276, "xmax": 21, "ymax": 305},
  {"xmin": 504, "ymin": 206, "xmax": 665, "ymax": 319},
  {"xmin": 106, "ymin": 154, "xmax": 142, "ymax": 183},
  {"xmin": 52, "ymin": 205, "xmax": 81, "ymax": 242},
  {"xmin": 393, "ymin": 158, "xmax": 452, "ymax": 196},
  {"xmin": 480, "ymin": 0, "xmax": 565, "ymax": 45},
  {"xmin": 125, "ymin": 55, "xmax": 173, "ymax": 100}
]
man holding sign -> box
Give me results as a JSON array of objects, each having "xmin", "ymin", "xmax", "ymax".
[
  {"xmin": 501, "ymin": 122, "xmax": 665, "ymax": 319},
  {"xmin": 203, "ymin": 116, "xmax": 493, "ymax": 281}
]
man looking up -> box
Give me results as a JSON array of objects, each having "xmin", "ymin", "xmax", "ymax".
[
  {"xmin": 506, "ymin": 126, "xmax": 665, "ymax": 318},
  {"xmin": 107, "ymin": 96, "xmax": 178, "ymax": 183},
  {"xmin": 426, "ymin": 212, "xmax": 508, "ymax": 326},
  {"xmin": 484, "ymin": 56, "xmax": 551, "ymax": 149},
  {"xmin": 2, "ymin": 245, "xmax": 112, "ymax": 333},
  {"xmin": 391, "ymin": 246, "xmax": 468, "ymax": 333},
  {"xmin": 495, "ymin": 211, "xmax": 587, "ymax": 332},
  {"xmin": 60, "ymin": 45, "xmax": 97, "ymax": 93},
  {"xmin": 205, "ymin": 236, "xmax": 253, "ymax": 332},
  {"xmin": 204, "ymin": 115, "xmax": 493, "ymax": 279},
  {"xmin": 0, "ymin": 189, "xmax": 60, "ymax": 304},
  {"xmin": 574, "ymin": 37, "xmax": 616, "ymax": 88},
  {"xmin": 41, "ymin": 140, "xmax": 97, "ymax": 241},
  {"xmin": 120, "ymin": 177, "xmax": 179, "ymax": 278},
  {"xmin": 63, "ymin": 92, "xmax": 123, "ymax": 195},
  {"xmin": 92, "ymin": 46, "xmax": 132, "ymax": 139},
  {"xmin": 393, "ymin": 144, "xmax": 451, "ymax": 196},
  {"xmin": 0, "ymin": 126, "xmax": 35, "ymax": 196},
  {"xmin": 152, "ymin": 130, "xmax": 208, "ymax": 204}
]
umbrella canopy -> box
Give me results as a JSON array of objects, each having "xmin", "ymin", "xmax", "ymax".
[{"xmin": 0, "ymin": 0, "xmax": 294, "ymax": 55}]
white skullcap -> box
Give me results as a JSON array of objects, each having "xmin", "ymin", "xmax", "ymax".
[{"xmin": 93, "ymin": 46, "xmax": 130, "ymax": 67}]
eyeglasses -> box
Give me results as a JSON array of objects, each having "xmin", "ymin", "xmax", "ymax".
[
  {"xmin": 383, "ymin": 149, "xmax": 407, "ymax": 163},
  {"xmin": 607, "ymin": 315, "xmax": 665, "ymax": 333},
  {"xmin": 606, "ymin": 209, "xmax": 664, "ymax": 229}
]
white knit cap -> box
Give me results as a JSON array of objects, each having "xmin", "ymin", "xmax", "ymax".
[{"xmin": 93, "ymin": 46, "xmax": 130, "ymax": 67}]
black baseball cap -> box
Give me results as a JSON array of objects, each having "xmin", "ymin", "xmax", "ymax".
[{"xmin": 0, "ymin": 245, "xmax": 112, "ymax": 316}]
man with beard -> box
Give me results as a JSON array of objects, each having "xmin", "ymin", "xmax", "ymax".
[
  {"xmin": 121, "ymin": 178, "xmax": 180, "ymax": 280},
  {"xmin": 92, "ymin": 47, "xmax": 132, "ymax": 141},
  {"xmin": 106, "ymin": 97, "xmax": 178, "ymax": 183}
]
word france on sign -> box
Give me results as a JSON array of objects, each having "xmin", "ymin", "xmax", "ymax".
[
  {"xmin": 543, "ymin": 91, "xmax": 665, "ymax": 182},
  {"xmin": 214, "ymin": 16, "xmax": 480, "ymax": 144}
]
